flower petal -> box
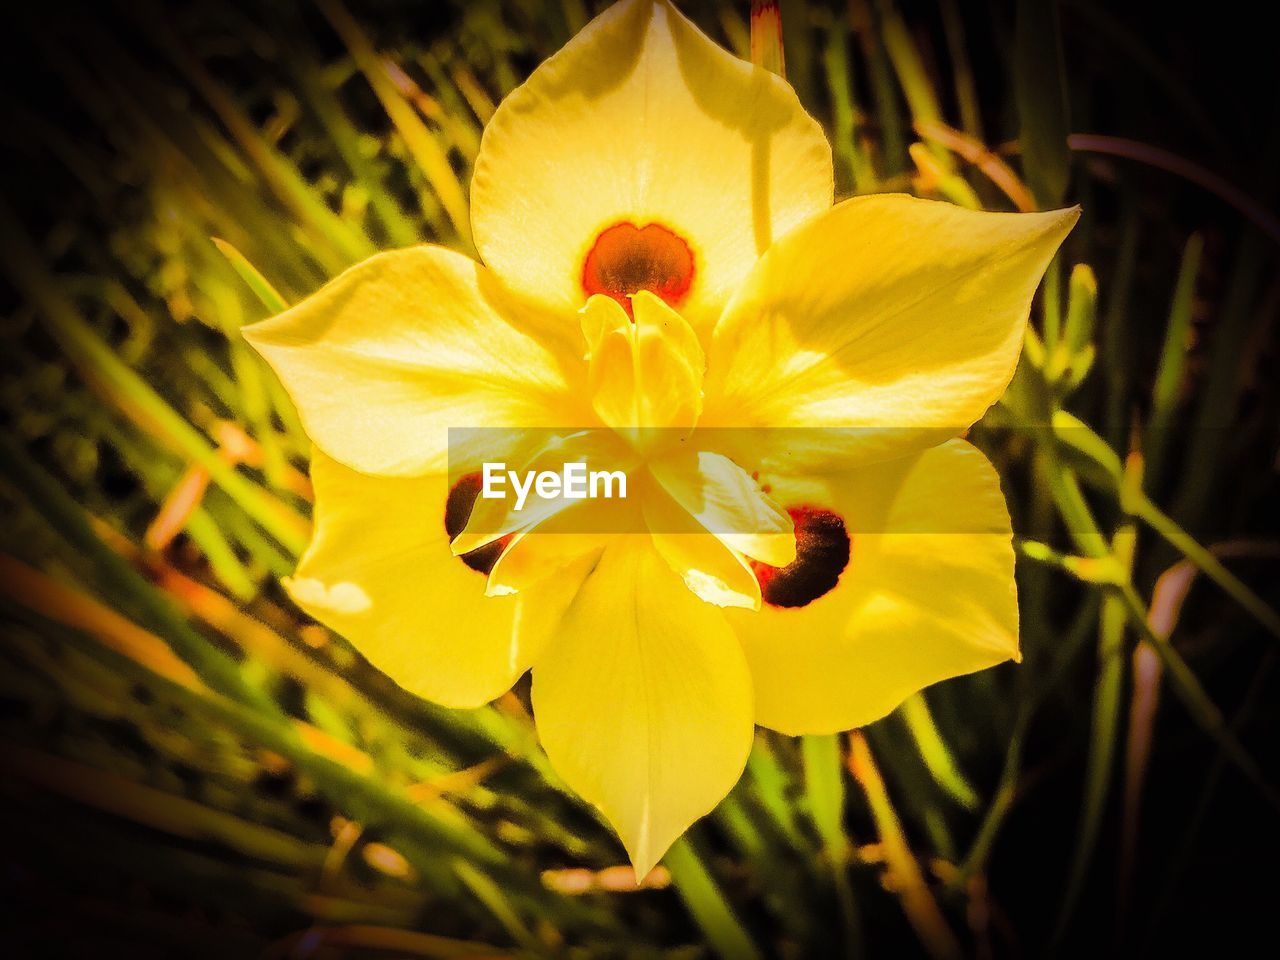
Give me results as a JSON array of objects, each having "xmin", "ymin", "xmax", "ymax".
[
  {"xmin": 471, "ymin": 0, "xmax": 833, "ymax": 331},
  {"xmin": 286, "ymin": 452, "xmax": 538, "ymax": 707},
  {"xmin": 450, "ymin": 429, "xmax": 639, "ymax": 556},
  {"xmin": 244, "ymin": 246, "xmax": 582, "ymax": 477},
  {"xmin": 641, "ymin": 474, "xmax": 763, "ymax": 610},
  {"xmin": 725, "ymin": 440, "xmax": 1019, "ymax": 734},
  {"xmin": 648, "ymin": 448, "xmax": 795, "ymax": 566},
  {"xmin": 703, "ymin": 196, "xmax": 1078, "ymax": 470},
  {"xmin": 531, "ymin": 536, "xmax": 754, "ymax": 876}
]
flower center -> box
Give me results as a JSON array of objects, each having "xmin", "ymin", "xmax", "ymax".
[
  {"xmin": 750, "ymin": 506, "xmax": 851, "ymax": 608},
  {"xmin": 444, "ymin": 473, "xmax": 510, "ymax": 575},
  {"xmin": 582, "ymin": 221, "xmax": 694, "ymax": 316}
]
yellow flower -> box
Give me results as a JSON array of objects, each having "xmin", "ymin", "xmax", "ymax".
[{"xmin": 245, "ymin": 0, "xmax": 1077, "ymax": 875}]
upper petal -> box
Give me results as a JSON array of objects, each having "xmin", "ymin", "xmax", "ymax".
[
  {"xmin": 287, "ymin": 452, "xmax": 538, "ymax": 708},
  {"xmin": 244, "ymin": 246, "xmax": 583, "ymax": 477},
  {"xmin": 702, "ymin": 196, "xmax": 1078, "ymax": 471},
  {"xmin": 531, "ymin": 536, "xmax": 755, "ymax": 877},
  {"xmin": 725, "ymin": 440, "xmax": 1019, "ymax": 734},
  {"xmin": 470, "ymin": 0, "xmax": 833, "ymax": 332}
]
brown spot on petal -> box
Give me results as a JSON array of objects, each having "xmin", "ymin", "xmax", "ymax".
[
  {"xmin": 751, "ymin": 506, "xmax": 851, "ymax": 608},
  {"xmin": 444, "ymin": 473, "xmax": 509, "ymax": 576}
]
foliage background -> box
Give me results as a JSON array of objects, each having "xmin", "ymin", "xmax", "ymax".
[{"xmin": 2, "ymin": 0, "xmax": 1278, "ymax": 956}]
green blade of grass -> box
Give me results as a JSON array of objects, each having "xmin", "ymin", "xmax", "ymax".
[
  {"xmin": 664, "ymin": 836, "xmax": 762, "ymax": 960},
  {"xmin": 315, "ymin": 0, "xmax": 472, "ymax": 247},
  {"xmin": 900, "ymin": 694, "xmax": 979, "ymax": 811},
  {"xmin": 0, "ymin": 431, "xmax": 281, "ymax": 719},
  {"xmin": 0, "ymin": 199, "xmax": 310, "ymax": 555},
  {"xmin": 1014, "ymin": 0, "xmax": 1071, "ymax": 206},
  {"xmin": 802, "ymin": 734, "xmax": 862, "ymax": 958},
  {"xmin": 1144, "ymin": 233, "xmax": 1203, "ymax": 490}
]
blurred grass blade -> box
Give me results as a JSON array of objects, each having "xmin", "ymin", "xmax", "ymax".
[
  {"xmin": 213, "ymin": 237, "xmax": 290, "ymax": 314},
  {"xmin": 745, "ymin": 737, "xmax": 807, "ymax": 847},
  {"xmin": 0, "ymin": 743, "xmax": 325, "ymax": 870},
  {"xmin": 123, "ymin": 0, "xmax": 374, "ymax": 270},
  {"xmin": 664, "ymin": 837, "xmax": 761, "ymax": 960},
  {"xmin": 1053, "ymin": 455, "xmax": 1138, "ymax": 947},
  {"xmin": 1144, "ymin": 233, "xmax": 1203, "ymax": 490},
  {"xmin": 453, "ymin": 859, "xmax": 544, "ymax": 954},
  {"xmin": 848, "ymin": 733, "xmax": 962, "ymax": 960},
  {"xmin": 875, "ymin": 0, "xmax": 952, "ymax": 172},
  {"xmin": 900, "ymin": 694, "xmax": 979, "ymax": 811},
  {"xmin": 0, "ymin": 199, "xmax": 310, "ymax": 555},
  {"xmin": 0, "ymin": 431, "xmax": 282, "ymax": 717},
  {"xmin": 851, "ymin": 0, "xmax": 905, "ymax": 175},
  {"xmin": 1134, "ymin": 494, "xmax": 1280, "ymax": 641},
  {"xmin": 315, "ymin": 0, "xmax": 472, "ymax": 246},
  {"xmin": 0, "ymin": 553, "xmax": 202, "ymax": 691},
  {"xmin": 1038, "ymin": 436, "xmax": 1280, "ymax": 810},
  {"xmin": 802, "ymin": 734, "xmax": 862, "ymax": 957},
  {"xmin": 938, "ymin": 0, "xmax": 981, "ymax": 138},
  {"xmin": 821, "ymin": 16, "xmax": 876, "ymax": 193},
  {"xmin": 1015, "ymin": 0, "xmax": 1071, "ymax": 206}
]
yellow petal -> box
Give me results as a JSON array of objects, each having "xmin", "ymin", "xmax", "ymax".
[
  {"xmin": 471, "ymin": 0, "xmax": 833, "ymax": 332},
  {"xmin": 483, "ymin": 484, "xmax": 637, "ymax": 595},
  {"xmin": 725, "ymin": 440, "xmax": 1019, "ymax": 734},
  {"xmin": 703, "ymin": 196, "xmax": 1078, "ymax": 470},
  {"xmin": 531, "ymin": 536, "xmax": 754, "ymax": 876},
  {"xmin": 450, "ymin": 429, "xmax": 638, "ymax": 556},
  {"xmin": 243, "ymin": 246, "xmax": 582, "ymax": 477},
  {"xmin": 648, "ymin": 448, "xmax": 795, "ymax": 566},
  {"xmin": 287, "ymin": 452, "xmax": 535, "ymax": 707},
  {"xmin": 512, "ymin": 551, "xmax": 602, "ymax": 663},
  {"xmin": 489, "ymin": 528, "xmax": 606, "ymax": 596},
  {"xmin": 641, "ymin": 473, "xmax": 762, "ymax": 610},
  {"xmin": 582, "ymin": 292, "xmax": 704, "ymax": 437}
]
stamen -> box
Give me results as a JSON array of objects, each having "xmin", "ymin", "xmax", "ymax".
[
  {"xmin": 582, "ymin": 221, "xmax": 695, "ymax": 316},
  {"xmin": 444, "ymin": 473, "xmax": 510, "ymax": 576},
  {"xmin": 751, "ymin": 506, "xmax": 851, "ymax": 608}
]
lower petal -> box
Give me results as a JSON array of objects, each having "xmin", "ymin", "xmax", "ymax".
[
  {"xmin": 726, "ymin": 440, "xmax": 1019, "ymax": 734},
  {"xmin": 287, "ymin": 453, "xmax": 535, "ymax": 707},
  {"xmin": 531, "ymin": 536, "xmax": 754, "ymax": 876}
]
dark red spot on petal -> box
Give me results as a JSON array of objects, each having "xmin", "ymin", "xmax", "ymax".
[
  {"xmin": 444, "ymin": 473, "xmax": 510, "ymax": 576},
  {"xmin": 582, "ymin": 221, "xmax": 695, "ymax": 317},
  {"xmin": 750, "ymin": 506, "xmax": 851, "ymax": 609}
]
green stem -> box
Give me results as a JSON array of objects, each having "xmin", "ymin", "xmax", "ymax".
[
  {"xmin": 1135, "ymin": 494, "xmax": 1280, "ymax": 641},
  {"xmin": 1034, "ymin": 425, "xmax": 1278, "ymax": 811},
  {"xmin": 1052, "ymin": 512, "xmax": 1134, "ymax": 946}
]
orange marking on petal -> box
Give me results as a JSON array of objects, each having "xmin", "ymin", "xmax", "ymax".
[{"xmin": 582, "ymin": 221, "xmax": 694, "ymax": 316}]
